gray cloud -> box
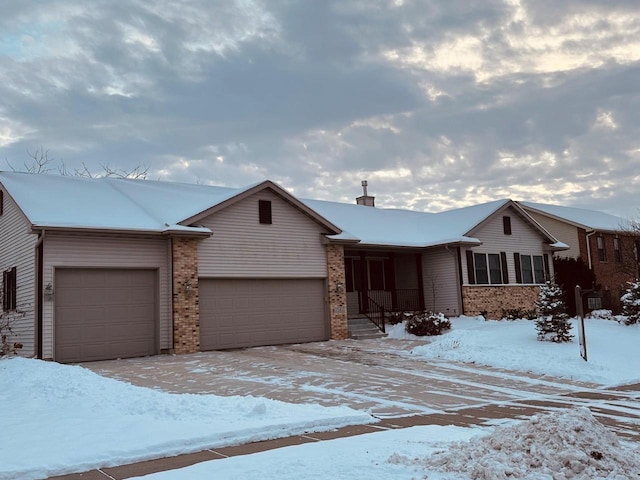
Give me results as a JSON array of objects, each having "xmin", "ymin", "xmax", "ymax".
[{"xmin": 0, "ymin": 0, "xmax": 638, "ymax": 218}]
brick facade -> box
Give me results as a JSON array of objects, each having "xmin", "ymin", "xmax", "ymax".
[
  {"xmin": 325, "ymin": 244, "xmax": 348, "ymax": 339},
  {"xmin": 172, "ymin": 237, "xmax": 200, "ymax": 354},
  {"xmin": 462, "ymin": 285, "xmax": 540, "ymax": 319},
  {"xmin": 583, "ymin": 231, "xmax": 638, "ymax": 312}
]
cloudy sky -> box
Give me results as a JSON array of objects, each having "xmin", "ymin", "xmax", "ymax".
[{"xmin": 1, "ymin": 1, "xmax": 639, "ymax": 217}]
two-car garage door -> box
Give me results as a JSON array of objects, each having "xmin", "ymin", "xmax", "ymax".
[
  {"xmin": 199, "ymin": 278, "xmax": 328, "ymax": 351},
  {"xmin": 55, "ymin": 269, "xmax": 157, "ymax": 363}
]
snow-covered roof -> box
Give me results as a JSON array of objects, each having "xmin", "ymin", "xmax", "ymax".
[
  {"xmin": 519, "ymin": 201, "xmax": 630, "ymax": 232},
  {"xmin": 303, "ymin": 198, "xmax": 548, "ymax": 248},
  {"xmin": 305, "ymin": 198, "xmax": 479, "ymax": 247},
  {"xmin": 0, "ymin": 172, "xmax": 561, "ymax": 248},
  {"xmin": 0, "ymin": 172, "xmax": 242, "ymax": 235}
]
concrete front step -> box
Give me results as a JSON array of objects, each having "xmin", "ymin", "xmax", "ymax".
[{"xmin": 348, "ymin": 316, "xmax": 387, "ymax": 339}]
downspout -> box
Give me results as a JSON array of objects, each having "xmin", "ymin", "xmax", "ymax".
[
  {"xmin": 446, "ymin": 245, "xmax": 464, "ymax": 317},
  {"xmin": 169, "ymin": 237, "xmax": 175, "ymax": 353},
  {"xmin": 35, "ymin": 230, "xmax": 45, "ymax": 359},
  {"xmin": 585, "ymin": 230, "xmax": 596, "ymax": 270}
]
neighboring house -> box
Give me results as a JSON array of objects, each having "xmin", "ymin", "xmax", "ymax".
[
  {"xmin": 519, "ymin": 201, "xmax": 640, "ymax": 312},
  {"xmin": 0, "ymin": 172, "xmax": 566, "ymax": 363}
]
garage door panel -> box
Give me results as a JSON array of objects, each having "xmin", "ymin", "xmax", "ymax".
[
  {"xmin": 200, "ymin": 278, "xmax": 327, "ymax": 351},
  {"xmin": 55, "ymin": 269, "xmax": 157, "ymax": 363}
]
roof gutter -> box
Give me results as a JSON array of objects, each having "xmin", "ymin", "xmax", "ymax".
[{"xmin": 30, "ymin": 225, "xmax": 212, "ymax": 238}]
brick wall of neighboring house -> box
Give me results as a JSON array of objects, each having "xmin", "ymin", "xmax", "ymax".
[
  {"xmin": 462, "ymin": 286, "xmax": 540, "ymax": 319},
  {"xmin": 172, "ymin": 237, "xmax": 200, "ymax": 354},
  {"xmin": 586, "ymin": 231, "xmax": 638, "ymax": 313},
  {"xmin": 326, "ymin": 243, "xmax": 348, "ymax": 339}
]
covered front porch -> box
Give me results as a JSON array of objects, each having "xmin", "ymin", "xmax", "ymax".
[{"xmin": 344, "ymin": 249, "xmax": 425, "ymax": 324}]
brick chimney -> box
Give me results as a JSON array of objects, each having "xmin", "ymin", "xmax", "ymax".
[{"xmin": 356, "ymin": 180, "xmax": 375, "ymax": 207}]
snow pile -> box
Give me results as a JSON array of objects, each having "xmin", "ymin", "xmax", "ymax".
[
  {"xmin": 0, "ymin": 358, "xmax": 374, "ymax": 480},
  {"xmin": 422, "ymin": 408, "xmax": 640, "ymax": 479}
]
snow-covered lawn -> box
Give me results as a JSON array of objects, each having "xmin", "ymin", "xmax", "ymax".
[
  {"xmin": 3, "ymin": 314, "xmax": 639, "ymax": 479},
  {"xmin": 0, "ymin": 358, "xmax": 373, "ymax": 480},
  {"xmin": 389, "ymin": 315, "xmax": 640, "ymax": 386}
]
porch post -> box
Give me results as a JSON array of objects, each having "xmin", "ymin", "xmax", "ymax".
[
  {"xmin": 415, "ymin": 252, "xmax": 425, "ymax": 311},
  {"xmin": 359, "ymin": 251, "xmax": 368, "ymax": 313},
  {"xmin": 386, "ymin": 253, "xmax": 397, "ymax": 310}
]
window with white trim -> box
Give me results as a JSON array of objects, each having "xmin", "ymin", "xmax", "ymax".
[
  {"xmin": 614, "ymin": 237, "xmax": 622, "ymax": 263},
  {"xmin": 471, "ymin": 252, "xmax": 506, "ymax": 284},
  {"xmin": 597, "ymin": 235, "xmax": 606, "ymax": 262},
  {"xmin": 516, "ymin": 254, "xmax": 545, "ymax": 284}
]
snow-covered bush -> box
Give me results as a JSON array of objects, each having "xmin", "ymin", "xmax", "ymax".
[
  {"xmin": 586, "ymin": 309, "xmax": 613, "ymax": 320},
  {"xmin": 0, "ymin": 310, "xmax": 24, "ymax": 357},
  {"xmin": 621, "ymin": 280, "xmax": 640, "ymax": 325},
  {"xmin": 535, "ymin": 281, "xmax": 573, "ymax": 343},
  {"xmin": 405, "ymin": 311, "xmax": 451, "ymax": 336}
]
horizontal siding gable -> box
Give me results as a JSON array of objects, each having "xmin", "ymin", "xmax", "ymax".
[
  {"xmin": 0, "ymin": 188, "xmax": 37, "ymax": 356},
  {"xmin": 197, "ymin": 189, "xmax": 330, "ymax": 278},
  {"xmin": 461, "ymin": 206, "xmax": 553, "ymax": 284},
  {"xmin": 526, "ymin": 211, "xmax": 581, "ymax": 259}
]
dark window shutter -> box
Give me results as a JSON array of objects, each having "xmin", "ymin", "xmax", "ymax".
[
  {"xmin": 466, "ymin": 250, "xmax": 475, "ymax": 284},
  {"xmin": 258, "ymin": 200, "xmax": 272, "ymax": 224},
  {"xmin": 503, "ymin": 216, "xmax": 512, "ymax": 235},
  {"xmin": 543, "ymin": 254, "xmax": 550, "ymax": 281},
  {"xmin": 10, "ymin": 267, "xmax": 16, "ymax": 311},
  {"xmin": 500, "ymin": 252, "xmax": 509, "ymax": 284},
  {"xmin": 2, "ymin": 270, "xmax": 7, "ymax": 311},
  {"xmin": 514, "ymin": 253, "xmax": 522, "ymax": 283}
]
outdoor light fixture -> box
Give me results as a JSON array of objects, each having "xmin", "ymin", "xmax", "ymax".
[
  {"xmin": 44, "ymin": 283, "xmax": 54, "ymax": 301},
  {"xmin": 335, "ymin": 281, "xmax": 344, "ymax": 294},
  {"xmin": 183, "ymin": 280, "xmax": 193, "ymax": 298}
]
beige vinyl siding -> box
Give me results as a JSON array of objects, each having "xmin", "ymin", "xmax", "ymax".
[
  {"xmin": 422, "ymin": 247, "xmax": 461, "ymax": 316},
  {"xmin": 462, "ymin": 208, "xmax": 553, "ymax": 285},
  {"xmin": 525, "ymin": 211, "xmax": 581, "ymax": 259},
  {"xmin": 197, "ymin": 190, "xmax": 330, "ymax": 278},
  {"xmin": 42, "ymin": 234, "xmax": 171, "ymax": 360},
  {"xmin": 0, "ymin": 188, "xmax": 37, "ymax": 356}
]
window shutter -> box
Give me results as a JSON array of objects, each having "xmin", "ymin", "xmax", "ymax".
[
  {"xmin": 2, "ymin": 270, "xmax": 6, "ymax": 311},
  {"xmin": 465, "ymin": 250, "xmax": 475, "ymax": 284},
  {"xmin": 10, "ymin": 267, "xmax": 16, "ymax": 311},
  {"xmin": 500, "ymin": 252, "xmax": 509, "ymax": 284},
  {"xmin": 514, "ymin": 253, "xmax": 522, "ymax": 283},
  {"xmin": 543, "ymin": 254, "xmax": 550, "ymax": 281}
]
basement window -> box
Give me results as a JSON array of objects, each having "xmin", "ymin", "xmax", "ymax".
[
  {"xmin": 259, "ymin": 200, "xmax": 272, "ymax": 224},
  {"xmin": 3, "ymin": 267, "xmax": 16, "ymax": 311}
]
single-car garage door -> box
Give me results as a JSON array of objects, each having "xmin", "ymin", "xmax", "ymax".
[
  {"xmin": 55, "ymin": 268, "xmax": 157, "ymax": 363},
  {"xmin": 199, "ymin": 278, "xmax": 328, "ymax": 350}
]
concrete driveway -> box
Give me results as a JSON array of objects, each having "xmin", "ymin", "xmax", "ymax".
[{"xmin": 85, "ymin": 338, "xmax": 640, "ymax": 441}]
